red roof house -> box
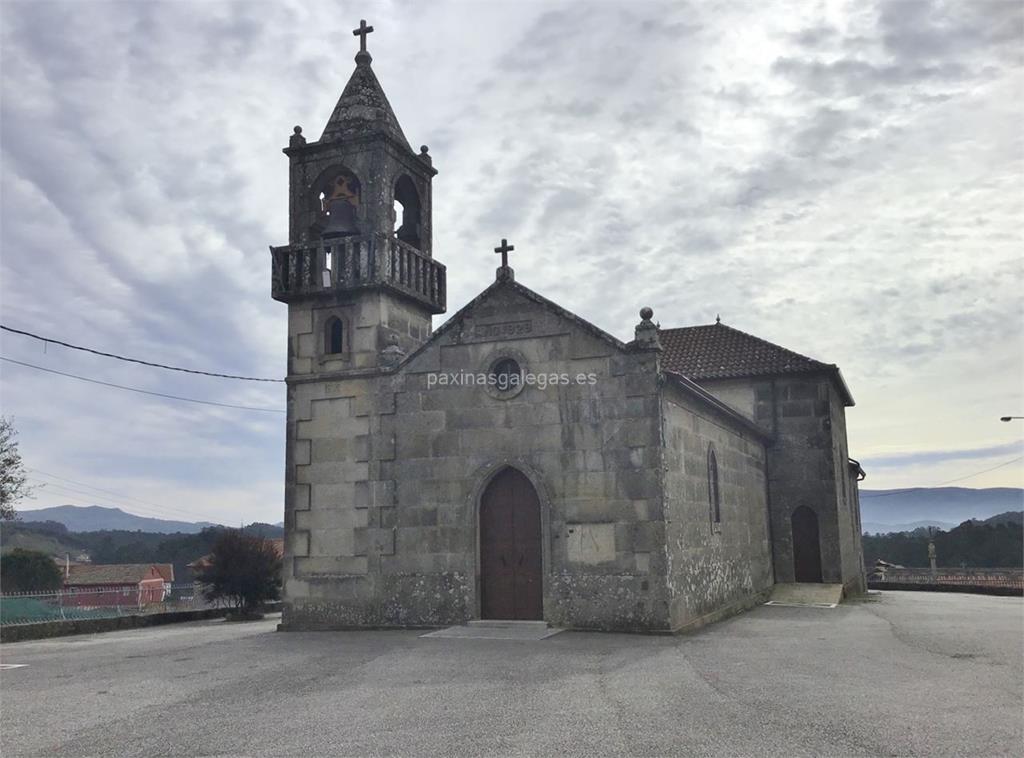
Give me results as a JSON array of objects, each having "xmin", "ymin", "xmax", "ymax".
[{"xmin": 62, "ymin": 564, "xmax": 168, "ymax": 607}]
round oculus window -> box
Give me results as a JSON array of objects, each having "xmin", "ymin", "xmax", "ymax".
[{"xmin": 489, "ymin": 357, "xmax": 522, "ymax": 394}]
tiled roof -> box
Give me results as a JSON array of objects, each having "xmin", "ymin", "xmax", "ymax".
[
  {"xmin": 65, "ymin": 564, "xmax": 162, "ymax": 586},
  {"xmin": 152, "ymin": 564, "xmax": 174, "ymax": 583},
  {"xmin": 659, "ymin": 322, "xmax": 833, "ymax": 380}
]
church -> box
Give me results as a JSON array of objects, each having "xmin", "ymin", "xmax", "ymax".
[{"xmin": 271, "ymin": 24, "xmax": 866, "ymax": 634}]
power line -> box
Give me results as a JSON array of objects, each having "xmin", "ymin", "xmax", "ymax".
[
  {"xmin": 1, "ymin": 357, "xmax": 285, "ymax": 413},
  {"xmin": 934, "ymin": 455, "xmax": 1023, "ymax": 485},
  {"xmin": 28, "ymin": 468, "xmax": 215, "ymax": 522},
  {"xmin": 22, "ymin": 484, "xmax": 219, "ymax": 527},
  {"xmin": 861, "ymin": 455, "xmax": 1024, "ymax": 497},
  {"xmin": 25, "ymin": 478, "xmax": 209, "ymax": 523},
  {"xmin": 1, "ymin": 324, "xmax": 284, "ymax": 383}
]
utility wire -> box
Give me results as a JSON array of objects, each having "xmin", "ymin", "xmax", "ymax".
[
  {"xmin": 25, "ymin": 478, "xmax": 202, "ymax": 523},
  {"xmin": 1, "ymin": 324, "xmax": 284, "ymax": 383},
  {"xmin": 934, "ymin": 455, "xmax": 1023, "ymax": 485},
  {"xmin": 26, "ymin": 478, "xmax": 219, "ymax": 525},
  {"xmin": 21, "ymin": 484, "xmax": 211, "ymax": 526},
  {"xmin": 28, "ymin": 468, "xmax": 215, "ymax": 522},
  {"xmin": 2, "ymin": 357, "xmax": 285, "ymax": 413},
  {"xmin": 860, "ymin": 455, "xmax": 1024, "ymax": 497}
]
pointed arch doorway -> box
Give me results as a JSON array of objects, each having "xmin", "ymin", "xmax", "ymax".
[
  {"xmin": 479, "ymin": 468, "xmax": 543, "ymax": 620},
  {"xmin": 792, "ymin": 506, "xmax": 823, "ymax": 583}
]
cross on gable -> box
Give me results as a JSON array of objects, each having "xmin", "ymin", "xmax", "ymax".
[
  {"xmin": 494, "ymin": 238, "xmax": 515, "ymax": 268},
  {"xmin": 353, "ymin": 19, "xmax": 374, "ymax": 52}
]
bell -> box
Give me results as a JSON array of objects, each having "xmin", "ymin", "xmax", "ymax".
[{"xmin": 321, "ymin": 198, "xmax": 359, "ymax": 238}]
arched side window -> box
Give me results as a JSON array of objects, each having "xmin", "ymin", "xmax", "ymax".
[
  {"xmin": 393, "ymin": 174, "xmax": 422, "ymax": 249},
  {"xmin": 325, "ymin": 317, "xmax": 344, "ymax": 355},
  {"xmin": 707, "ymin": 444, "xmax": 721, "ymax": 530}
]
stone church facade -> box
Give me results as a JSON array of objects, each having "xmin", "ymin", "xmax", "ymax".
[{"xmin": 270, "ymin": 32, "xmax": 866, "ymax": 634}]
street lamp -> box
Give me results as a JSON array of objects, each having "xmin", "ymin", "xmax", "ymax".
[{"xmin": 1000, "ymin": 416, "xmax": 1023, "ymax": 422}]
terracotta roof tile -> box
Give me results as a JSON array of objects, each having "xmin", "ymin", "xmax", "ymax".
[
  {"xmin": 65, "ymin": 564, "xmax": 162, "ymax": 586},
  {"xmin": 659, "ymin": 322, "xmax": 832, "ymax": 380}
]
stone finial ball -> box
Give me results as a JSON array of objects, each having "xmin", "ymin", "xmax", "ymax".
[
  {"xmin": 293, "ymin": 125, "xmax": 302, "ymax": 134},
  {"xmin": 640, "ymin": 307, "xmax": 654, "ymax": 320},
  {"xmin": 420, "ymin": 145, "xmax": 429, "ymax": 154}
]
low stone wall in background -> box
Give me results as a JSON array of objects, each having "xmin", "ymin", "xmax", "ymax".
[
  {"xmin": 0, "ymin": 602, "xmax": 283, "ymax": 644},
  {"xmin": 869, "ymin": 567, "xmax": 1023, "ymax": 597}
]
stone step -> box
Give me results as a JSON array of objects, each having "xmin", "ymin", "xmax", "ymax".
[
  {"xmin": 422, "ymin": 620, "xmax": 562, "ymax": 641},
  {"xmin": 768, "ymin": 583, "xmax": 844, "ymax": 607},
  {"xmin": 467, "ymin": 619, "xmax": 549, "ymax": 630}
]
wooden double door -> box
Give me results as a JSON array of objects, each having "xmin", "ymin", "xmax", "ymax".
[{"xmin": 479, "ymin": 468, "xmax": 543, "ymax": 620}]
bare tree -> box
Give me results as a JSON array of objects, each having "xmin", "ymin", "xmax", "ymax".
[{"xmin": 0, "ymin": 417, "xmax": 35, "ymax": 520}]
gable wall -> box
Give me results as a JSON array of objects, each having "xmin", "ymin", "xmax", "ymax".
[
  {"xmin": 692, "ymin": 377, "xmax": 756, "ymax": 420},
  {"xmin": 282, "ymin": 286, "xmax": 672, "ymax": 632},
  {"xmin": 660, "ymin": 386, "xmax": 773, "ymax": 631}
]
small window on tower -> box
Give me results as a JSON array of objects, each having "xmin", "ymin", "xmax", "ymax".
[{"xmin": 325, "ymin": 317, "xmax": 344, "ymax": 355}]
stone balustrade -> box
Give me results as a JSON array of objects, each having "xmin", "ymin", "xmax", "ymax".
[{"xmin": 271, "ymin": 233, "xmax": 446, "ymax": 313}]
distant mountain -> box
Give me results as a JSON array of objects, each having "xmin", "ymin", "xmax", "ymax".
[
  {"xmin": 862, "ymin": 519, "xmax": 957, "ymax": 536},
  {"xmin": 17, "ymin": 505, "xmax": 220, "ymax": 534},
  {"xmin": 859, "ymin": 487, "xmax": 1023, "ymax": 530},
  {"xmin": 982, "ymin": 510, "xmax": 1024, "ymax": 527}
]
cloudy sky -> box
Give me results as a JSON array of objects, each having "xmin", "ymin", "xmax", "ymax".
[{"xmin": 1, "ymin": 0, "xmax": 1021, "ymax": 526}]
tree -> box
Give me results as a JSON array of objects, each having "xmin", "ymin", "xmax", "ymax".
[
  {"xmin": 196, "ymin": 531, "xmax": 282, "ymax": 618},
  {"xmin": 0, "ymin": 548, "xmax": 64, "ymax": 593},
  {"xmin": 0, "ymin": 417, "xmax": 34, "ymax": 520}
]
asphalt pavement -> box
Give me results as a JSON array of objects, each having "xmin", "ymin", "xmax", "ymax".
[{"xmin": 1, "ymin": 590, "xmax": 1020, "ymax": 757}]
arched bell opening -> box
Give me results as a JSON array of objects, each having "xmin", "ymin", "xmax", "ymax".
[
  {"xmin": 312, "ymin": 167, "xmax": 361, "ymax": 239},
  {"xmin": 393, "ymin": 174, "xmax": 421, "ymax": 249}
]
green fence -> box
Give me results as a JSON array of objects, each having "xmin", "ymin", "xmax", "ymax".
[{"xmin": 0, "ymin": 584, "xmax": 204, "ymax": 626}]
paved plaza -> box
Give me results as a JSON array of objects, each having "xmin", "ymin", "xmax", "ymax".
[{"xmin": 1, "ymin": 591, "xmax": 1021, "ymax": 757}]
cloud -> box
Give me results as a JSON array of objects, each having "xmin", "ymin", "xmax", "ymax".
[
  {"xmin": 862, "ymin": 440, "xmax": 1024, "ymax": 469},
  {"xmin": 2, "ymin": 0, "xmax": 1022, "ymax": 525}
]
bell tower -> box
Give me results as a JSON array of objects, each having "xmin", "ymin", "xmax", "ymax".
[
  {"xmin": 271, "ymin": 20, "xmax": 445, "ymax": 371},
  {"xmin": 272, "ymin": 23, "xmax": 446, "ymax": 618}
]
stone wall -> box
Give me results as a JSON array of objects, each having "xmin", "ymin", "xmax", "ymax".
[
  {"xmin": 282, "ymin": 283, "xmax": 672, "ymax": 632},
  {"xmin": 286, "ymin": 291, "xmax": 433, "ymax": 375},
  {"xmin": 759, "ymin": 376, "xmax": 842, "ymax": 584},
  {"xmin": 701, "ymin": 373, "xmax": 864, "ymax": 592},
  {"xmin": 828, "ymin": 385, "xmax": 866, "ymax": 593},
  {"xmin": 692, "ymin": 377, "xmax": 757, "ymax": 420},
  {"xmin": 870, "ymin": 567, "xmax": 1023, "ymax": 596},
  {"xmin": 660, "ymin": 384, "xmax": 773, "ymax": 631}
]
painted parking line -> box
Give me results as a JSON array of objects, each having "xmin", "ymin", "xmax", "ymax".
[{"xmin": 0, "ymin": 664, "xmax": 29, "ymax": 670}]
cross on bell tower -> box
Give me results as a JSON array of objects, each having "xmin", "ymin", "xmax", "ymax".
[
  {"xmin": 353, "ymin": 19, "xmax": 373, "ymax": 50},
  {"xmin": 352, "ymin": 19, "xmax": 374, "ymax": 63}
]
